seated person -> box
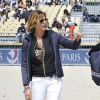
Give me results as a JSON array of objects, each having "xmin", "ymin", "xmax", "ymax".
[
  {"xmin": 83, "ymin": 7, "xmax": 89, "ymax": 22},
  {"xmin": 16, "ymin": 23, "xmax": 26, "ymax": 42},
  {"xmin": 72, "ymin": 3, "xmax": 82, "ymax": 12},
  {"xmin": 89, "ymin": 14, "xmax": 99, "ymax": 22}
]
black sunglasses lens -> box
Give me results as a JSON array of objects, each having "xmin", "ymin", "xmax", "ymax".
[
  {"xmin": 40, "ymin": 19, "xmax": 44, "ymax": 23},
  {"xmin": 45, "ymin": 18, "xmax": 48, "ymax": 21},
  {"xmin": 40, "ymin": 18, "xmax": 48, "ymax": 23}
]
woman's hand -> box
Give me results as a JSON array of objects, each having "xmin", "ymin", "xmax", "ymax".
[
  {"xmin": 24, "ymin": 87, "xmax": 32, "ymax": 100},
  {"xmin": 75, "ymin": 32, "xmax": 84, "ymax": 41}
]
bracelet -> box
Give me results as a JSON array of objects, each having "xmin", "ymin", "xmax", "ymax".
[{"xmin": 23, "ymin": 85, "xmax": 30, "ymax": 93}]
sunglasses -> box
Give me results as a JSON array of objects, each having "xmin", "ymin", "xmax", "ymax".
[{"xmin": 40, "ymin": 18, "xmax": 48, "ymax": 23}]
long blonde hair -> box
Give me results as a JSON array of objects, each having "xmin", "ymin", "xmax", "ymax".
[{"xmin": 27, "ymin": 10, "xmax": 46, "ymax": 33}]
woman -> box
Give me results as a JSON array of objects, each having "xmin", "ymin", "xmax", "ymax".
[{"xmin": 21, "ymin": 10, "xmax": 84, "ymax": 100}]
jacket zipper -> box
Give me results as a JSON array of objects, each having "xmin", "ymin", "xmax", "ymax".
[{"xmin": 42, "ymin": 45, "xmax": 46, "ymax": 77}]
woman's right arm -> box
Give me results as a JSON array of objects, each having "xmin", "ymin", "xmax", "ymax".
[
  {"xmin": 21, "ymin": 39, "xmax": 29, "ymax": 86},
  {"xmin": 21, "ymin": 39, "xmax": 32, "ymax": 100}
]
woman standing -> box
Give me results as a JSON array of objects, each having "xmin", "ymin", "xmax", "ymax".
[{"xmin": 21, "ymin": 10, "xmax": 84, "ymax": 100}]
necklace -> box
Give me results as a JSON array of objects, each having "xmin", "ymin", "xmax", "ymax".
[{"xmin": 35, "ymin": 39, "xmax": 45, "ymax": 62}]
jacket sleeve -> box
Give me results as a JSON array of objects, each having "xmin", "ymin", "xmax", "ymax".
[
  {"xmin": 58, "ymin": 34, "xmax": 81, "ymax": 49},
  {"xmin": 21, "ymin": 39, "xmax": 30, "ymax": 86},
  {"xmin": 88, "ymin": 43, "xmax": 100, "ymax": 56}
]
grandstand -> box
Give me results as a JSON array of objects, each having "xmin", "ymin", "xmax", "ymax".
[
  {"xmin": 0, "ymin": 0, "xmax": 100, "ymax": 48},
  {"xmin": 80, "ymin": 0, "xmax": 100, "ymax": 47}
]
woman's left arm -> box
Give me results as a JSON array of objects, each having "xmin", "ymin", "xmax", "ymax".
[{"xmin": 58, "ymin": 32, "xmax": 84, "ymax": 49}]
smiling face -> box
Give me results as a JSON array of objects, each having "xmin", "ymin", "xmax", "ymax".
[
  {"xmin": 27, "ymin": 10, "xmax": 48, "ymax": 34},
  {"xmin": 35, "ymin": 15, "xmax": 48, "ymax": 32}
]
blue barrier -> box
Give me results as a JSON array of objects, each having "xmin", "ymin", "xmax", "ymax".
[
  {"xmin": 60, "ymin": 49, "xmax": 90, "ymax": 65},
  {"xmin": 0, "ymin": 48, "xmax": 21, "ymax": 65},
  {"xmin": 0, "ymin": 49, "xmax": 90, "ymax": 66}
]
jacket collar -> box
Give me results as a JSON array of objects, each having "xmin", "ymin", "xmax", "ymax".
[
  {"xmin": 25, "ymin": 33, "xmax": 32, "ymax": 40},
  {"xmin": 25, "ymin": 30, "xmax": 53, "ymax": 41}
]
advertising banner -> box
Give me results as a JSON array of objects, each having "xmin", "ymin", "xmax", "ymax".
[
  {"xmin": 0, "ymin": 49, "xmax": 90, "ymax": 66},
  {"xmin": 0, "ymin": 49, "xmax": 21, "ymax": 65},
  {"xmin": 60, "ymin": 49, "xmax": 90, "ymax": 65}
]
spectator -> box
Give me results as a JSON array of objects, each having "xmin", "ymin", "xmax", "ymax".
[
  {"xmin": 83, "ymin": 7, "xmax": 89, "ymax": 22},
  {"xmin": 13, "ymin": 8, "xmax": 21, "ymax": 21},
  {"xmin": 21, "ymin": 8, "xmax": 32, "ymax": 24},
  {"xmin": 16, "ymin": 23, "xmax": 26, "ymax": 42},
  {"xmin": 0, "ymin": 9, "xmax": 6, "ymax": 24},
  {"xmin": 61, "ymin": 9, "xmax": 70, "ymax": 30},
  {"xmin": 52, "ymin": 20, "xmax": 66, "ymax": 36},
  {"xmin": 65, "ymin": 17, "xmax": 77, "ymax": 41},
  {"xmin": 72, "ymin": 2, "xmax": 82, "ymax": 12}
]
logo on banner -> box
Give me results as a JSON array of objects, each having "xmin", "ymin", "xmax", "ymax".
[
  {"xmin": 85, "ymin": 52, "xmax": 89, "ymax": 64},
  {"xmin": 7, "ymin": 50, "xmax": 18, "ymax": 64}
]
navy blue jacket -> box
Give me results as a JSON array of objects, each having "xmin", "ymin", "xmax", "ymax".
[{"xmin": 21, "ymin": 30, "xmax": 81, "ymax": 86}]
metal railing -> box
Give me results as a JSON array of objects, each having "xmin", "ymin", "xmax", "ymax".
[{"xmin": 80, "ymin": 33, "xmax": 100, "ymax": 48}]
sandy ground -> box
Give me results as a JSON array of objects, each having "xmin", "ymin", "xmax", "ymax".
[{"xmin": 0, "ymin": 65, "xmax": 100, "ymax": 100}]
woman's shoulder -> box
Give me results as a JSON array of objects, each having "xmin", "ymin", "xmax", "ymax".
[
  {"xmin": 47, "ymin": 29, "xmax": 61, "ymax": 39},
  {"xmin": 47, "ymin": 29, "xmax": 57, "ymax": 35}
]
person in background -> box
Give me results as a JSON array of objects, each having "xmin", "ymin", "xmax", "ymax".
[
  {"xmin": 62, "ymin": 9, "xmax": 77, "ymax": 41},
  {"xmin": 52, "ymin": 20, "xmax": 66, "ymax": 36},
  {"xmin": 16, "ymin": 23, "xmax": 26, "ymax": 42},
  {"xmin": 62, "ymin": 9, "xmax": 70, "ymax": 25},
  {"xmin": 61, "ymin": 9, "xmax": 71, "ymax": 37},
  {"xmin": 65, "ymin": 17, "xmax": 77, "ymax": 41},
  {"xmin": 21, "ymin": 10, "xmax": 84, "ymax": 100}
]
